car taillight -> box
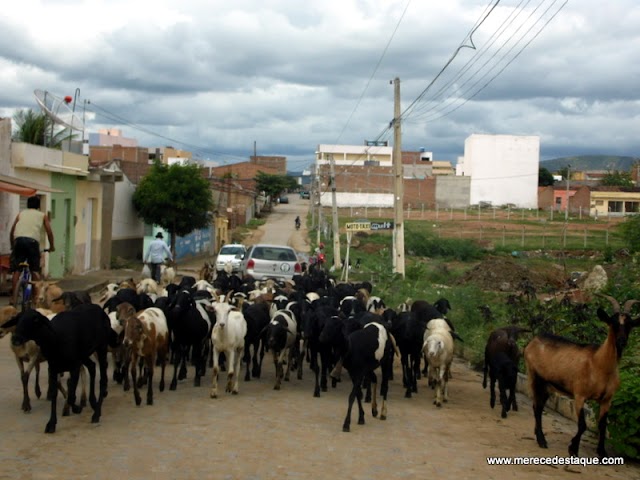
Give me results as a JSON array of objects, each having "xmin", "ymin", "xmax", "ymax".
[
  {"xmin": 294, "ymin": 262, "xmax": 301, "ymax": 273},
  {"xmin": 247, "ymin": 259, "xmax": 255, "ymax": 269}
]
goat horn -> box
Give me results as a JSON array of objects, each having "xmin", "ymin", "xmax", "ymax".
[
  {"xmin": 597, "ymin": 294, "xmax": 620, "ymax": 313},
  {"xmin": 623, "ymin": 299, "xmax": 640, "ymax": 314}
]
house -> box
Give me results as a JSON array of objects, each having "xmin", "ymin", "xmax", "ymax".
[
  {"xmin": 0, "ymin": 117, "xmax": 105, "ymax": 278},
  {"xmin": 538, "ymin": 182, "xmax": 640, "ymax": 218}
]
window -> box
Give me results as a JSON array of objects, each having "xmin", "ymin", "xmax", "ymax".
[
  {"xmin": 555, "ymin": 197, "xmax": 562, "ymax": 206},
  {"xmin": 609, "ymin": 201, "xmax": 623, "ymax": 213},
  {"xmin": 625, "ymin": 202, "xmax": 640, "ymax": 213}
]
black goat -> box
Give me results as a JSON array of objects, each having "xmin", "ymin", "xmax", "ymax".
[
  {"xmin": 482, "ymin": 326, "xmax": 529, "ymax": 418},
  {"xmin": 9, "ymin": 305, "xmax": 115, "ymax": 433},
  {"xmin": 303, "ymin": 304, "xmax": 341, "ymax": 397},
  {"xmin": 242, "ymin": 302, "xmax": 271, "ymax": 381},
  {"xmin": 390, "ymin": 310, "xmax": 425, "ymax": 398},
  {"xmin": 165, "ymin": 289, "xmax": 212, "ymax": 390}
]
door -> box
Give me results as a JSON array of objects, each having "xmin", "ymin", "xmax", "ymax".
[{"xmin": 84, "ymin": 198, "xmax": 94, "ymax": 270}]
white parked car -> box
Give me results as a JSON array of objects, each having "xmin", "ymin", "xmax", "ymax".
[{"xmin": 215, "ymin": 244, "xmax": 247, "ymax": 273}]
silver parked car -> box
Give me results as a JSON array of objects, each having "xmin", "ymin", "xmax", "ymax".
[
  {"xmin": 239, "ymin": 244, "xmax": 301, "ymax": 281},
  {"xmin": 215, "ymin": 244, "xmax": 247, "ymax": 273}
]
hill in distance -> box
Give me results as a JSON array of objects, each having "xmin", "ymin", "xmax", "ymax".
[{"xmin": 541, "ymin": 155, "xmax": 638, "ymax": 173}]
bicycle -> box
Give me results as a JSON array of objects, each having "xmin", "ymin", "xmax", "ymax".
[{"xmin": 15, "ymin": 249, "xmax": 49, "ymax": 312}]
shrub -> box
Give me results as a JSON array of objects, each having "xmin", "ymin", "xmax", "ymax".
[
  {"xmin": 618, "ymin": 215, "xmax": 640, "ymax": 253},
  {"xmin": 607, "ymin": 368, "xmax": 640, "ymax": 459}
]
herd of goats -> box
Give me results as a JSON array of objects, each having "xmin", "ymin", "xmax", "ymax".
[{"xmin": 0, "ymin": 261, "xmax": 638, "ymax": 458}]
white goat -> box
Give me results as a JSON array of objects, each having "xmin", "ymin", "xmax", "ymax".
[
  {"xmin": 210, "ymin": 302, "xmax": 247, "ymax": 398},
  {"xmin": 136, "ymin": 278, "xmax": 159, "ymax": 296},
  {"xmin": 423, "ymin": 319, "xmax": 455, "ymax": 407},
  {"xmin": 160, "ymin": 266, "xmax": 176, "ymax": 286}
]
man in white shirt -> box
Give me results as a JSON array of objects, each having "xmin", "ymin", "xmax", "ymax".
[{"xmin": 144, "ymin": 232, "xmax": 173, "ymax": 283}]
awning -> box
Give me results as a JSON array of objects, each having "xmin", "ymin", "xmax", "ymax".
[
  {"xmin": 0, "ymin": 181, "xmax": 36, "ymax": 196},
  {"xmin": 0, "ymin": 174, "xmax": 64, "ymax": 196}
]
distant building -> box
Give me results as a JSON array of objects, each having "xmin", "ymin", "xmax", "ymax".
[{"xmin": 458, "ymin": 134, "xmax": 539, "ymax": 208}]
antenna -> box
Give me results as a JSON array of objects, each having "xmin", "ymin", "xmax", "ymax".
[{"xmin": 34, "ymin": 89, "xmax": 84, "ymax": 131}]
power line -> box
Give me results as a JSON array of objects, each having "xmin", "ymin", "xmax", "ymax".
[{"xmin": 334, "ymin": 0, "xmax": 412, "ymax": 144}]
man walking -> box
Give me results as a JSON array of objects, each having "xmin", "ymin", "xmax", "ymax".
[{"xmin": 144, "ymin": 232, "xmax": 173, "ymax": 283}]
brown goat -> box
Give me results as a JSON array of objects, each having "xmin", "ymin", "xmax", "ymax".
[
  {"xmin": 523, "ymin": 295, "xmax": 640, "ymax": 458},
  {"xmin": 117, "ymin": 303, "xmax": 170, "ymax": 406}
]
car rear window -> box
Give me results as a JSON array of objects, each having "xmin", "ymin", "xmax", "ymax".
[
  {"xmin": 220, "ymin": 246, "xmax": 245, "ymax": 255},
  {"xmin": 252, "ymin": 247, "xmax": 297, "ymax": 261}
]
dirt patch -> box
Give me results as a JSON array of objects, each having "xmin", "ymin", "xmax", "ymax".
[{"xmin": 456, "ymin": 256, "xmax": 568, "ymax": 292}]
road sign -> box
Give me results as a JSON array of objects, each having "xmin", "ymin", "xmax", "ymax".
[
  {"xmin": 345, "ymin": 222, "xmax": 371, "ymax": 232},
  {"xmin": 370, "ymin": 221, "xmax": 394, "ymax": 230}
]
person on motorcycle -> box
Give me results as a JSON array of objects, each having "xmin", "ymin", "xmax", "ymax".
[{"xmin": 295, "ymin": 216, "xmax": 301, "ymax": 230}]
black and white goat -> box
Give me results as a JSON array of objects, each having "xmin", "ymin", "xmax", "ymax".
[
  {"xmin": 264, "ymin": 309, "xmax": 297, "ymax": 390},
  {"xmin": 524, "ymin": 295, "xmax": 639, "ymax": 457},
  {"xmin": 342, "ymin": 321, "xmax": 394, "ymax": 432}
]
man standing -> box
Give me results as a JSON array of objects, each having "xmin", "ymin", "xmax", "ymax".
[
  {"xmin": 9, "ymin": 196, "xmax": 55, "ymax": 306},
  {"xmin": 144, "ymin": 232, "xmax": 173, "ymax": 283}
]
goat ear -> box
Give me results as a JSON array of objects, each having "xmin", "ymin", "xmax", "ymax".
[{"xmin": 597, "ymin": 307, "xmax": 613, "ymax": 325}]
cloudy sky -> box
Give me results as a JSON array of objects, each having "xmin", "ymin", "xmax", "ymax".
[{"xmin": 1, "ymin": 0, "xmax": 638, "ymax": 171}]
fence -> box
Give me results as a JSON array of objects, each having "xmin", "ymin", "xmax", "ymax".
[{"xmin": 314, "ymin": 205, "xmax": 626, "ymax": 250}]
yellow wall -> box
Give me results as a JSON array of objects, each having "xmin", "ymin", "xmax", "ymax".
[{"xmin": 74, "ymin": 180, "xmax": 103, "ymax": 271}]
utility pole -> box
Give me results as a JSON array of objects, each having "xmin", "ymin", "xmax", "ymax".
[
  {"xmin": 329, "ymin": 154, "xmax": 341, "ymax": 269},
  {"xmin": 565, "ymin": 165, "xmax": 570, "ymax": 221},
  {"xmin": 392, "ymin": 77, "xmax": 405, "ymax": 278}
]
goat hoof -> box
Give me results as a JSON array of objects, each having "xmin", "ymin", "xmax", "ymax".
[
  {"xmin": 146, "ymin": 398, "xmax": 153, "ymax": 406},
  {"xmin": 501, "ymin": 411, "xmax": 507, "ymax": 419},
  {"xmin": 380, "ymin": 414, "xmax": 387, "ymax": 421},
  {"xmin": 232, "ymin": 390, "xmax": 238, "ymax": 395},
  {"xmin": 513, "ymin": 404, "xmax": 518, "ymax": 412},
  {"xmin": 343, "ymin": 425, "xmax": 350, "ymax": 432},
  {"xmin": 45, "ymin": 422, "xmax": 56, "ymax": 434},
  {"xmin": 135, "ymin": 396, "xmax": 141, "ymax": 406},
  {"xmin": 91, "ymin": 414, "xmax": 100, "ymax": 424},
  {"xmin": 274, "ymin": 384, "xmax": 281, "ymax": 391},
  {"xmin": 71, "ymin": 404, "xmax": 82, "ymax": 415},
  {"xmin": 372, "ymin": 409, "xmax": 378, "ymax": 418}
]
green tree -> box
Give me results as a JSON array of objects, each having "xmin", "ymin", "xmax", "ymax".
[
  {"xmin": 601, "ymin": 170, "xmax": 634, "ymax": 187},
  {"xmin": 557, "ymin": 166, "xmax": 570, "ymax": 180},
  {"xmin": 12, "ymin": 108, "xmax": 75, "ymax": 148},
  {"xmin": 618, "ymin": 215, "xmax": 640, "ymax": 253},
  {"xmin": 255, "ymin": 171, "xmax": 298, "ymax": 199},
  {"xmin": 132, "ymin": 160, "xmax": 215, "ymax": 257},
  {"xmin": 538, "ymin": 167, "xmax": 555, "ymax": 186}
]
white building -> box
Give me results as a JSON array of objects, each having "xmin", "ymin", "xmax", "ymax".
[
  {"xmin": 457, "ymin": 134, "xmax": 539, "ymax": 208},
  {"xmin": 316, "ymin": 144, "xmax": 393, "ymax": 167}
]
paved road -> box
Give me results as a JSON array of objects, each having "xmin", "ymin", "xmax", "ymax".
[{"xmin": 1, "ymin": 196, "xmax": 639, "ymax": 479}]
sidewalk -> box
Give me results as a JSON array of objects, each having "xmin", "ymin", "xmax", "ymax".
[{"xmin": 0, "ymin": 255, "xmax": 209, "ymax": 308}]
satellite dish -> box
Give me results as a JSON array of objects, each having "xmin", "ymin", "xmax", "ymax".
[{"xmin": 34, "ymin": 89, "xmax": 84, "ymax": 131}]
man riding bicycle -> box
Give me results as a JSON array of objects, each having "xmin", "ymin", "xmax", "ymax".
[{"xmin": 9, "ymin": 196, "xmax": 55, "ymax": 306}]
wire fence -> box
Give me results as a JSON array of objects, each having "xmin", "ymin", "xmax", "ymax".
[{"xmin": 313, "ymin": 205, "xmax": 626, "ymax": 251}]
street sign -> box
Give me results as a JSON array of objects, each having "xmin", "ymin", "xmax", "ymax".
[
  {"xmin": 370, "ymin": 221, "xmax": 394, "ymax": 230},
  {"xmin": 345, "ymin": 222, "xmax": 371, "ymax": 232}
]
